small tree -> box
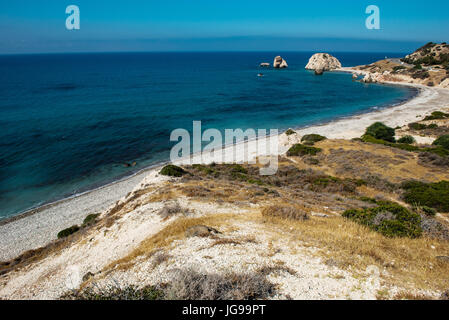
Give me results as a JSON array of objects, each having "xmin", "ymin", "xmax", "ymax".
[{"xmin": 365, "ymin": 122, "xmax": 396, "ymax": 142}]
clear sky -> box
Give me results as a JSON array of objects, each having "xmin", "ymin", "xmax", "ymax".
[{"xmin": 1, "ymin": 0, "xmax": 448, "ymax": 53}]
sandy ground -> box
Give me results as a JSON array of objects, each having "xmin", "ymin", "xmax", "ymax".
[{"xmin": 1, "ymin": 81, "xmax": 448, "ymax": 263}]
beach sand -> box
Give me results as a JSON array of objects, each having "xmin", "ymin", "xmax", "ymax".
[{"xmin": 1, "ymin": 82, "xmax": 448, "ymax": 262}]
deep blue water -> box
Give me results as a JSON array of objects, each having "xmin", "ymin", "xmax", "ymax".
[{"xmin": 0, "ymin": 52, "xmax": 416, "ymax": 219}]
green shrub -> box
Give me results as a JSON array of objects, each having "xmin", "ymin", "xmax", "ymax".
[
  {"xmin": 365, "ymin": 122, "xmax": 396, "ymax": 143},
  {"xmin": 361, "ymin": 134, "xmax": 449, "ymax": 156},
  {"xmin": 393, "ymin": 66, "xmax": 406, "ymax": 72},
  {"xmin": 408, "ymin": 122, "xmax": 428, "ymax": 130},
  {"xmin": 301, "ymin": 134, "xmax": 327, "ymax": 145},
  {"xmin": 433, "ymin": 135, "xmax": 449, "ymax": 150},
  {"xmin": 229, "ymin": 164, "xmax": 248, "ymax": 174},
  {"xmin": 419, "ymin": 206, "xmax": 437, "ymax": 217},
  {"xmin": 83, "ymin": 213, "xmax": 100, "ymax": 227},
  {"xmin": 160, "ymin": 165, "xmax": 187, "ymax": 177},
  {"xmin": 285, "ymin": 129, "xmax": 296, "ymax": 136},
  {"xmin": 57, "ymin": 225, "xmax": 80, "ymax": 239},
  {"xmin": 342, "ymin": 202, "xmax": 422, "ymax": 238},
  {"xmin": 397, "ymin": 135, "xmax": 416, "ymax": 144},
  {"xmin": 424, "ymin": 111, "xmax": 449, "ymax": 121},
  {"xmin": 287, "ymin": 144, "xmax": 322, "ymax": 156},
  {"xmin": 402, "ymin": 180, "xmax": 449, "ymax": 213},
  {"xmin": 427, "ymin": 123, "xmax": 439, "ymax": 129}
]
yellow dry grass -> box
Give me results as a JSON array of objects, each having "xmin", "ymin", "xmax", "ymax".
[
  {"xmin": 257, "ymin": 212, "xmax": 449, "ymax": 292},
  {"xmin": 309, "ymin": 139, "xmax": 449, "ymax": 183},
  {"xmin": 104, "ymin": 212, "xmax": 242, "ymax": 271}
]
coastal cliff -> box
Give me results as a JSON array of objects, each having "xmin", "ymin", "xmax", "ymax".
[
  {"xmin": 305, "ymin": 53, "xmax": 342, "ymax": 72},
  {"xmin": 343, "ymin": 42, "xmax": 449, "ymax": 88}
]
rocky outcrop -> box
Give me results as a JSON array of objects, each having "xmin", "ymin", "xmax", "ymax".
[
  {"xmin": 305, "ymin": 53, "xmax": 342, "ymax": 72},
  {"xmin": 273, "ymin": 56, "xmax": 288, "ymax": 69},
  {"xmin": 315, "ymin": 69, "xmax": 324, "ymax": 75},
  {"xmin": 260, "ymin": 63, "xmax": 270, "ymax": 67},
  {"xmin": 361, "ymin": 72, "xmax": 382, "ymax": 83}
]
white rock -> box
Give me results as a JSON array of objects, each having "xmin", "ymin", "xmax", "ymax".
[
  {"xmin": 274, "ymin": 56, "xmax": 288, "ymax": 69},
  {"xmin": 305, "ymin": 53, "xmax": 342, "ymax": 71}
]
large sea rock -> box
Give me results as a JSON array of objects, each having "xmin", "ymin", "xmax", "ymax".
[
  {"xmin": 273, "ymin": 56, "xmax": 288, "ymax": 69},
  {"xmin": 305, "ymin": 53, "xmax": 342, "ymax": 72}
]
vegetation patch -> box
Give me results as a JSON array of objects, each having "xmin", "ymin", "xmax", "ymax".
[
  {"xmin": 365, "ymin": 122, "xmax": 396, "ymax": 143},
  {"xmin": 285, "ymin": 129, "xmax": 296, "ymax": 136},
  {"xmin": 62, "ymin": 284, "xmax": 164, "ymax": 300},
  {"xmin": 287, "ymin": 144, "xmax": 322, "ymax": 156},
  {"xmin": 163, "ymin": 269, "xmax": 276, "ymax": 300},
  {"xmin": 397, "ymin": 135, "xmax": 416, "ymax": 144},
  {"xmin": 433, "ymin": 135, "xmax": 449, "ymax": 150},
  {"xmin": 361, "ymin": 134, "xmax": 449, "ymax": 157},
  {"xmin": 402, "ymin": 180, "xmax": 449, "ymax": 213},
  {"xmin": 409, "ymin": 122, "xmax": 438, "ymax": 130},
  {"xmin": 57, "ymin": 225, "xmax": 80, "ymax": 239},
  {"xmin": 301, "ymin": 134, "xmax": 327, "ymax": 145},
  {"xmin": 262, "ymin": 204, "xmax": 309, "ymax": 221},
  {"xmin": 82, "ymin": 213, "xmax": 100, "ymax": 227},
  {"xmin": 342, "ymin": 201, "xmax": 422, "ymax": 238},
  {"xmin": 66, "ymin": 267, "xmax": 277, "ymax": 300},
  {"xmin": 423, "ymin": 111, "xmax": 449, "ymax": 121},
  {"xmin": 160, "ymin": 165, "xmax": 187, "ymax": 177}
]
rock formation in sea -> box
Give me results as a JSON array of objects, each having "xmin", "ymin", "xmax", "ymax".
[
  {"xmin": 273, "ymin": 56, "xmax": 288, "ymax": 69},
  {"xmin": 305, "ymin": 53, "xmax": 342, "ymax": 73},
  {"xmin": 315, "ymin": 69, "xmax": 324, "ymax": 75},
  {"xmin": 260, "ymin": 63, "xmax": 270, "ymax": 67}
]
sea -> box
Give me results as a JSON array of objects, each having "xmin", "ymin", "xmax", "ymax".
[{"xmin": 0, "ymin": 52, "xmax": 417, "ymax": 219}]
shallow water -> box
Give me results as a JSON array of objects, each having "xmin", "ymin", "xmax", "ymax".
[{"xmin": 0, "ymin": 52, "xmax": 416, "ymax": 218}]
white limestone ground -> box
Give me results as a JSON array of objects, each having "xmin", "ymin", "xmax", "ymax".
[{"xmin": 92, "ymin": 220, "xmax": 396, "ymax": 300}]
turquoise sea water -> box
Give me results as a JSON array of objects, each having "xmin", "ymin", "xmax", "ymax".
[{"xmin": 0, "ymin": 52, "xmax": 416, "ymax": 219}]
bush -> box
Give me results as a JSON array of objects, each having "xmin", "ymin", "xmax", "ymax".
[
  {"xmin": 433, "ymin": 135, "xmax": 449, "ymax": 150},
  {"xmin": 342, "ymin": 201, "xmax": 422, "ymax": 238},
  {"xmin": 285, "ymin": 129, "xmax": 296, "ymax": 136},
  {"xmin": 57, "ymin": 225, "xmax": 80, "ymax": 239},
  {"xmin": 397, "ymin": 135, "xmax": 416, "ymax": 144},
  {"xmin": 63, "ymin": 285, "xmax": 164, "ymax": 300},
  {"xmin": 160, "ymin": 165, "xmax": 187, "ymax": 177},
  {"xmin": 262, "ymin": 204, "xmax": 309, "ymax": 221},
  {"xmin": 402, "ymin": 180, "xmax": 449, "ymax": 212},
  {"xmin": 424, "ymin": 111, "xmax": 449, "ymax": 121},
  {"xmin": 408, "ymin": 122, "xmax": 428, "ymax": 130},
  {"xmin": 361, "ymin": 134, "xmax": 449, "ymax": 156},
  {"xmin": 287, "ymin": 144, "xmax": 322, "ymax": 156},
  {"xmin": 365, "ymin": 122, "xmax": 396, "ymax": 143},
  {"xmin": 83, "ymin": 213, "xmax": 99, "ymax": 227},
  {"xmin": 420, "ymin": 206, "xmax": 437, "ymax": 217},
  {"xmin": 301, "ymin": 134, "xmax": 327, "ymax": 145},
  {"xmin": 393, "ymin": 66, "xmax": 406, "ymax": 72},
  {"xmin": 163, "ymin": 269, "xmax": 276, "ymax": 300}
]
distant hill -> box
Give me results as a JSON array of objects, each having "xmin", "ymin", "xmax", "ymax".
[
  {"xmin": 352, "ymin": 42, "xmax": 449, "ymax": 88},
  {"xmin": 401, "ymin": 42, "xmax": 449, "ymax": 68}
]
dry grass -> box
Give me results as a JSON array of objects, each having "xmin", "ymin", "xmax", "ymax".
[
  {"xmin": 393, "ymin": 291, "xmax": 435, "ymax": 300},
  {"xmin": 261, "ymin": 204, "xmax": 309, "ymax": 221},
  {"xmin": 208, "ymin": 235, "xmax": 257, "ymax": 249},
  {"xmin": 105, "ymin": 212, "xmax": 240, "ymax": 271},
  {"xmin": 258, "ymin": 212, "xmax": 449, "ymax": 292},
  {"xmin": 312, "ymin": 139, "xmax": 449, "ymax": 183}
]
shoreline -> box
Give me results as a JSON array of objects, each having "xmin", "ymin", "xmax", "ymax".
[{"xmin": 1, "ymin": 79, "xmax": 448, "ymax": 261}]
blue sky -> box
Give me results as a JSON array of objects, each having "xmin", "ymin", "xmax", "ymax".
[{"xmin": 0, "ymin": 0, "xmax": 448, "ymax": 53}]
